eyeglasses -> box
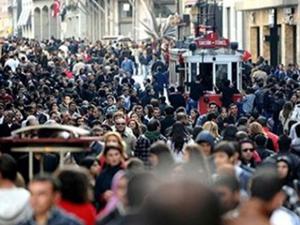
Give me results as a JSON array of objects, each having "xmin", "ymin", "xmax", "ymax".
[
  {"xmin": 242, "ymin": 148, "xmax": 255, "ymax": 152},
  {"xmin": 116, "ymin": 123, "xmax": 126, "ymax": 125}
]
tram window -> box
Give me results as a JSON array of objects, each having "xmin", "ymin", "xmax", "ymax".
[
  {"xmin": 215, "ymin": 64, "xmax": 228, "ymax": 89},
  {"xmin": 232, "ymin": 62, "xmax": 237, "ymax": 89},
  {"xmin": 191, "ymin": 63, "xmax": 197, "ymax": 82},
  {"xmin": 200, "ymin": 63, "xmax": 213, "ymax": 91}
]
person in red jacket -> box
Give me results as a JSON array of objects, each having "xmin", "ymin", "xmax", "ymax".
[{"xmin": 56, "ymin": 167, "xmax": 96, "ymax": 225}]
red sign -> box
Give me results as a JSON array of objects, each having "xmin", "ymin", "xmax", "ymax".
[{"xmin": 195, "ymin": 32, "xmax": 230, "ymax": 49}]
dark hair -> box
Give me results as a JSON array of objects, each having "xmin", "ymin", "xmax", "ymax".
[
  {"xmin": 164, "ymin": 106, "xmax": 174, "ymax": 116},
  {"xmin": 103, "ymin": 144, "xmax": 123, "ymax": 156},
  {"xmin": 170, "ymin": 122, "xmax": 189, "ymax": 152},
  {"xmin": 222, "ymin": 125, "xmax": 238, "ymax": 141},
  {"xmin": 79, "ymin": 156, "xmax": 98, "ymax": 169},
  {"xmin": 141, "ymin": 180, "xmax": 222, "ymax": 225},
  {"xmin": 31, "ymin": 173, "xmax": 61, "ymax": 192},
  {"xmin": 278, "ymin": 134, "xmax": 291, "ymax": 152},
  {"xmin": 192, "ymin": 126, "xmax": 203, "ymax": 140},
  {"xmin": 250, "ymin": 167, "xmax": 283, "ymax": 201},
  {"xmin": 0, "ymin": 154, "xmax": 17, "ymax": 182},
  {"xmin": 149, "ymin": 141, "xmax": 174, "ymax": 166},
  {"xmin": 254, "ymin": 134, "xmax": 267, "ymax": 147},
  {"xmin": 127, "ymin": 172, "xmax": 158, "ymax": 208},
  {"xmin": 213, "ymin": 141, "xmax": 236, "ymax": 158},
  {"xmin": 214, "ymin": 175, "xmax": 240, "ymax": 193},
  {"xmin": 147, "ymin": 119, "xmax": 160, "ymax": 132},
  {"xmin": 56, "ymin": 167, "xmax": 89, "ymax": 203}
]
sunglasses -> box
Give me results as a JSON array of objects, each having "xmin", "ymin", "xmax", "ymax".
[
  {"xmin": 116, "ymin": 123, "xmax": 126, "ymax": 125},
  {"xmin": 242, "ymin": 148, "xmax": 255, "ymax": 152}
]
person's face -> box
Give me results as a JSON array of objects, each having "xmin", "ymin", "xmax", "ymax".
[
  {"xmin": 198, "ymin": 142, "xmax": 212, "ymax": 156},
  {"xmin": 153, "ymin": 109, "xmax": 160, "ymax": 119},
  {"xmin": 106, "ymin": 135, "xmax": 119, "ymax": 146},
  {"xmin": 208, "ymin": 104, "xmax": 217, "ymax": 113},
  {"xmin": 69, "ymin": 103, "xmax": 77, "ymax": 111},
  {"xmin": 90, "ymin": 161, "xmax": 100, "ymax": 176},
  {"xmin": 115, "ymin": 176, "xmax": 128, "ymax": 206},
  {"xmin": 277, "ymin": 161, "xmax": 289, "ymax": 179},
  {"xmin": 115, "ymin": 118, "xmax": 126, "ymax": 132},
  {"xmin": 214, "ymin": 152, "xmax": 231, "ymax": 169},
  {"xmin": 130, "ymin": 113, "xmax": 139, "ymax": 121},
  {"xmin": 230, "ymin": 105, "xmax": 238, "ymax": 115},
  {"xmin": 107, "ymin": 97, "xmax": 114, "ymax": 105},
  {"xmin": 190, "ymin": 110, "xmax": 198, "ymax": 119},
  {"xmin": 215, "ymin": 186, "xmax": 240, "ymax": 213},
  {"xmin": 135, "ymin": 107, "xmax": 143, "ymax": 117},
  {"xmin": 105, "ymin": 149, "xmax": 122, "ymax": 166},
  {"xmin": 29, "ymin": 181, "xmax": 58, "ymax": 216},
  {"xmin": 240, "ymin": 143, "xmax": 254, "ymax": 162},
  {"xmin": 149, "ymin": 153, "xmax": 159, "ymax": 167},
  {"xmin": 128, "ymin": 121, "xmax": 136, "ymax": 129},
  {"xmin": 63, "ymin": 96, "xmax": 71, "ymax": 105},
  {"xmin": 221, "ymin": 108, "xmax": 227, "ymax": 118}
]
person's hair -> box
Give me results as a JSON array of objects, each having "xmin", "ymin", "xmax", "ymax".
[
  {"xmin": 222, "ymin": 125, "xmax": 238, "ymax": 141},
  {"xmin": 176, "ymin": 112, "xmax": 187, "ymax": 121},
  {"xmin": 214, "ymin": 175, "xmax": 240, "ymax": 193},
  {"xmin": 254, "ymin": 134, "xmax": 267, "ymax": 147},
  {"xmin": 127, "ymin": 172, "xmax": 158, "ymax": 209},
  {"xmin": 183, "ymin": 144, "xmax": 210, "ymax": 179},
  {"xmin": 235, "ymin": 131, "xmax": 249, "ymax": 141},
  {"xmin": 164, "ymin": 106, "xmax": 174, "ymax": 116},
  {"xmin": 282, "ymin": 101, "xmax": 293, "ymax": 119},
  {"xmin": 295, "ymin": 123, "xmax": 300, "ymax": 138},
  {"xmin": 103, "ymin": 131, "xmax": 126, "ymax": 155},
  {"xmin": 278, "ymin": 134, "xmax": 291, "ymax": 152},
  {"xmin": 31, "ymin": 173, "xmax": 61, "ymax": 192},
  {"xmin": 79, "ymin": 156, "xmax": 98, "ymax": 169},
  {"xmin": 126, "ymin": 158, "xmax": 145, "ymax": 173},
  {"xmin": 141, "ymin": 180, "xmax": 222, "ymax": 225},
  {"xmin": 249, "ymin": 122, "xmax": 264, "ymax": 136},
  {"xmin": 213, "ymin": 141, "xmax": 236, "ymax": 158},
  {"xmin": 250, "ymin": 167, "xmax": 283, "ymax": 201},
  {"xmin": 203, "ymin": 121, "xmax": 220, "ymax": 138},
  {"xmin": 206, "ymin": 112, "xmax": 218, "ymax": 121},
  {"xmin": 113, "ymin": 111, "xmax": 125, "ymax": 121},
  {"xmin": 0, "ymin": 154, "xmax": 17, "ymax": 182},
  {"xmin": 147, "ymin": 119, "xmax": 160, "ymax": 132},
  {"xmin": 103, "ymin": 144, "xmax": 124, "ymax": 157},
  {"xmin": 149, "ymin": 141, "xmax": 174, "ymax": 166},
  {"xmin": 170, "ymin": 122, "xmax": 189, "ymax": 152},
  {"xmin": 56, "ymin": 167, "xmax": 90, "ymax": 203},
  {"xmin": 192, "ymin": 126, "xmax": 203, "ymax": 140}
]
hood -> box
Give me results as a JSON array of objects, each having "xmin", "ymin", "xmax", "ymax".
[
  {"xmin": 0, "ymin": 188, "xmax": 32, "ymax": 225},
  {"xmin": 195, "ymin": 131, "xmax": 215, "ymax": 147}
]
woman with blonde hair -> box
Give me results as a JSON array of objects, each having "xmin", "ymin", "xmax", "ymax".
[
  {"xmin": 202, "ymin": 121, "xmax": 222, "ymax": 143},
  {"xmin": 248, "ymin": 121, "xmax": 275, "ymax": 151},
  {"xmin": 98, "ymin": 131, "xmax": 127, "ymax": 170}
]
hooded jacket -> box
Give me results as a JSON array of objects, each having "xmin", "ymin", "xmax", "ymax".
[
  {"xmin": 195, "ymin": 131, "xmax": 215, "ymax": 148},
  {"xmin": 0, "ymin": 187, "xmax": 32, "ymax": 225}
]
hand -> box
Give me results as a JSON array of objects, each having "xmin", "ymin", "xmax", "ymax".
[{"xmin": 103, "ymin": 190, "xmax": 113, "ymax": 201}]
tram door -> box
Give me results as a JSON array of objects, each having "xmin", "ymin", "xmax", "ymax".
[
  {"xmin": 213, "ymin": 63, "xmax": 231, "ymax": 89},
  {"xmin": 199, "ymin": 63, "xmax": 213, "ymax": 91}
]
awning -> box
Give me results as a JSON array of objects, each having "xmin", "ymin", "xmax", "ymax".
[
  {"xmin": 185, "ymin": 0, "xmax": 198, "ymax": 7},
  {"xmin": 17, "ymin": 8, "xmax": 30, "ymax": 27}
]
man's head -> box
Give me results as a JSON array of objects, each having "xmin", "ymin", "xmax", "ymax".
[
  {"xmin": 239, "ymin": 139, "xmax": 255, "ymax": 163},
  {"xmin": 208, "ymin": 102, "xmax": 218, "ymax": 113},
  {"xmin": 147, "ymin": 119, "xmax": 161, "ymax": 132},
  {"xmin": 29, "ymin": 174, "xmax": 61, "ymax": 216},
  {"xmin": 213, "ymin": 175, "xmax": 240, "ymax": 214},
  {"xmin": 0, "ymin": 154, "xmax": 17, "ymax": 186},
  {"xmin": 153, "ymin": 107, "xmax": 161, "ymax": 119},
  {"xmin": 196, "ymin": 131, "xmax": 215, "ymax": 156},
  {"xmin": 250, "ymin": 167, "xmax": 285, "ymax": 215},
  {"xmin": 213, "ymin": 141, "xmax": 236, "ymax": 170},
  {"xmin": 229, "ymin": 103, "xmax": 238, "ymax": 116},
  {"xmin": 115, "ymin": 117, "xmax": 127, "ymax": 133}
]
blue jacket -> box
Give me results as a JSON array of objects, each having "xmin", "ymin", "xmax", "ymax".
[{"xmin": 18, "ymin": 207, "xmax": 82, "ymax": 225}]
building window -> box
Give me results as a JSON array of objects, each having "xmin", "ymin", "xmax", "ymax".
[
  {"xmin": 119, "ymin": 1, "xmax": 132, "ymax": 18},
  {"xmin": 226, "ymin": 7, "xmax": 230, "ymax": 39}
]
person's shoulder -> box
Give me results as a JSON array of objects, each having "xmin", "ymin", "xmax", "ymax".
[{"xmin": 54, "ymin": 208, "xmax": 83, "ymax": 225}]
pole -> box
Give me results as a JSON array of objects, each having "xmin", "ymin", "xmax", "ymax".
[
  {"xmin": 213, "ymin": 0, "xmax": 216, "ymax": 32},
  {"xmin": 195, "ymin": 0, "xmax": 201, "ymax": 37}
]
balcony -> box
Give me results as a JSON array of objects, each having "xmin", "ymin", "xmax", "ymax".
[{"xmin": 235, "ymin": 0, "xmax": 298, "ymax": 11}]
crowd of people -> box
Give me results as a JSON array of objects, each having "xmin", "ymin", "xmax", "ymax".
[{"xmin": 0, "ymin": 37, "xmax": 300, "ymax": 225}]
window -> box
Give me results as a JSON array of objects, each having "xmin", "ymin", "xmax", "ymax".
[
  {"xmin": 215, "ymin": 64, "xmax": 228, "ymax": 89},
  {"xmin": 226, "ymin": 7, "xmax": 230, "ymax": 39},
  {"xmin": 119, "ymin": 2, "xmax": 132, "ymax": 18}
]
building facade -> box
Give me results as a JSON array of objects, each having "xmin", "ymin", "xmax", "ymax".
[{"xmin": 235, "ymin": 0, "xmax": 300, "ymax": 66}]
